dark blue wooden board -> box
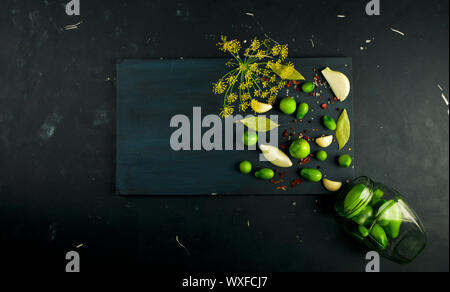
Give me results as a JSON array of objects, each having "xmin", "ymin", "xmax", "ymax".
[{"xmin": 116, "ymin": 58, "xmax": 354, "ymax": 195}]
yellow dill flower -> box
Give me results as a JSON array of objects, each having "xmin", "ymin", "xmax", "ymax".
[
  {"xmin": 261, "ymin": 91, "xmax": 269, "ymax": 98},
  {"xmin": 241, "ymin": 92, "xmax": 251, "ymax": 101},
  {"xmin": 256, "ymin": 50, "xmax": 266, "ymax": 60},
  {"xmin": 271, "ymin": 44, "xmax": 281, "ymax": 56},
  {"xmin": 250, "ymin": 38, "xmax": 260, "ymax": 51},
  {"xmin": 219, "ymin": 105, "xmax": 234, "ymax": 117},
  {"xmin": 226, "ymin": 75, "xmax": 238, "ymax": 85},
  {"xmin": 225, "ymin": 59, "xmax": 235, "ymax": 67},
  {"xmin": 268, "ymin": 95, "xmax": 277, "ymax": 105},
  {"xmin": 280, "ymin": 45, "xmax": 288, "ymax": 60},
  {"xmin": 249, "ymin": 63, "xmax": 258, "ymax": 72},
  {"xmin": 239, "ymin": 101, "xmax": 250, "ymax": 112},
  {"xmin": 239, "ymin": 63, "xmax": 248, "ymax": 71},
  {"xmin": 239, "ymin": 82, "xmax": 247, "ymax": 90},
  {"xmin": 213, "ymin": 80, "xmax": 227, "ymax": 94},
  {"xmin": 226, "ymin": 93, "xmax": 238, "ymax": 103},
  {"xmin": 277, "ymin": 81, "xmax": 287, "ymax": 89},
  {"xmin": 262, "ymin": 81, "xmax": 268, "ymax": 88},
  {"xmin": 270, "ymin": 75, "xmax": 276, "ymax": 82},
  {"xmin": 270, "ymin": 86, "xmax": 278, "ymax": 94},
  {"xmin": 225, "ymin": 39, "xmax": 241, "ymax": 54},
  {"xmin": 254, "ymin": 89, "xmax": 261, "ymax": 97},
  {"xmin": 217, "ymin": 36, "xmax": 241, "ymax": 54}
]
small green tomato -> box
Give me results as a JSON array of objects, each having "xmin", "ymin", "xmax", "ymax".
[
  {"xmin": 316, "ymin": 150, "xmax": 328, "ymax": 161},
  {"xmin": 239, "ymin": 161, "xmax": 252, "ymax": 174}
]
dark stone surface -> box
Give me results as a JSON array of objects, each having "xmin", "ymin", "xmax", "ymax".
[
  {"xmin": 116, "ymin": 58, "xmax": 354, "ymax": 195},
  {"xmin": 0, "ymin": 0, "xmax": 448, "ymax": 272}
]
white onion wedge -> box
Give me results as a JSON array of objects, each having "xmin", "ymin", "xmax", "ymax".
[
  {"xmin": 259, "ymin": 144, "xmax": 293, "ymax": 168},
  {"xmin": 321, "ymin": 67, "xmax": 350, "ymax": 101}
]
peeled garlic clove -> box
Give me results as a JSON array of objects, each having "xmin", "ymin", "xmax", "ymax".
[
  {"xmin": 259, "ymin": 144, "xmax": 293, "ymax": 168},
  {"xmin": 323, "ymin": 179, "xmax": 343, "ymax": 192},
  {"xmin": 315, "ymin": 135, "xmax": 333, "ymax": 148},
  {"xmin": 321, "ymin": 67, "xmax": 350, "ymax": 101}
]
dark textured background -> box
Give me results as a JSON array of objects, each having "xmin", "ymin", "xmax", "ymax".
[
  {"xmin": 0, "ymin": 0, "xmax": 448, "ymax": 272},
  {"xmin": 115, "ymin": 58, "xmax": 355, "ymax": 195}
]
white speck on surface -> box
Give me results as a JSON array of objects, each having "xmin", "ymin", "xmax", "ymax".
[
  {"xmin": 437, "ymin": 84, "xmax": 443, "ymax": 91},
  {"xmin": 39, "ymin": 112, "xmax": 63, "ymax": 141},
  {"xmin": 441, "ymin": 93, "xmax": 449, "ymax": 106},
  {"xmin": 310, "ymin": 38, "xmax": 315, "ymax": 47},
  {"xmin": 337, "ymin": 15, "xmax": 346, "ymax": 18},
  {"xmin": 175, "ymin": 235, "xmax": 191, "ymax": 256},
  {"xmin": 93, "ymin": 109, "xmax": 109, "ymax": 126},
  {"xmin": 64, "ymin": 21, "xmax": 83, "ymax": 31},
  {"xmin": 365, "ymin": 39, "xmax": 372, "ymax": 43},
  {"xmin": 390, "ymin": 28, "xmax": 405, "ymax": 36},
  {"xmin": 245, "ymin": 12, "xmax": 254, "ymax": 16}
]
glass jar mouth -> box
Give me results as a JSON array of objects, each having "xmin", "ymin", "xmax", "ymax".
[{"xmin": 335, "ymin": 176, "xmax": 374, "ymax": 219}]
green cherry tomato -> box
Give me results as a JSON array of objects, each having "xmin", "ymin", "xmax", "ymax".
[
  {"xmin": 242, "ymin": 131, "xmax": 258, "ymax": 146},
  {"xmin": 316, "ymin": 150, "xmax": 328, "ymax": 161},
  {"xmin": 338, "ymin": 154, "xmax": 352, "ymax": 168},
  {"xmin": 296, "ymin": 102, "xmax": 309, "ymax": 119},
  {"xmin": 302, "ymin": 82, "xmax": 316, "ymax": 93},
  {"xmin": 239, "ymin": 161, "xmax": 252, "ymax": 174},
  {"xmin": 289, "ymin": 139, "xmax": 311, "ymax": 159},
  {"xmin": 280, "ymin": 97, "xmax": 297, "ymax": 115}
]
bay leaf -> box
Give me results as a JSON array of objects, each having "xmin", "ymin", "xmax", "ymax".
[
  {"xmin": 238, "ymin": 116, "xmax": 279, "ymax": 132},
  {"xmin": 336, "ymin": 109, "xmax": 350, "ymax": 150},
  {"xmin": 269, "ymin": 63, "xmax": 305, "ymax": 81}
]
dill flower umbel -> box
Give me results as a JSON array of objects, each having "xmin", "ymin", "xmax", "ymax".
[{"xmin": 213, "ymin": 36, "xmax": 304, "ymax": 117}]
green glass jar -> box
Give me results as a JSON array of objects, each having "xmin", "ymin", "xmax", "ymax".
[{"xmin": 335, "ymin": 177, "xmax": 427, "ymax": 264}]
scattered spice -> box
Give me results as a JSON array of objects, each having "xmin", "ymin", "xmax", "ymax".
[
  {"xmin": 280, "ymin": 144, "xmax": 286, "ymax": 150},
  {"xmin": 270, "ymin": 179, "xmax": 284, "ymax": 184},
  {"xmin": 291, "ymin": 179, "xmax": 303, "ymax": 187},
  {"xmin": 283, "ymin": 130, "xmax": 288, "ymax": 138},
  {"xmin": 276, "ymin": 185, "xmax": 288, "ymax": 191},
  {"xmin": 279, "ymin": 171, "xmax": 287, "ymax": 179},
  {"xmin": 321, "ymin": 103, "xmax": 327, "ymax": 110},
  {"xmin": 300, "ymin": 156, "xmax": 312, "ymax": 165}
]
